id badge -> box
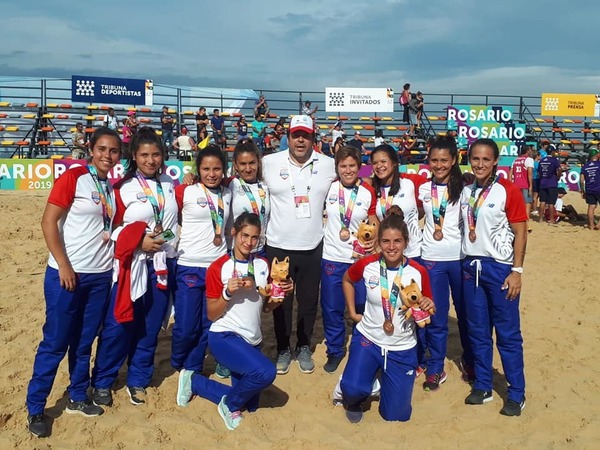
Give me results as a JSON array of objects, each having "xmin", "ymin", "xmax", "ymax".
[{"xmin": 294, "ymin": 195, "xmax": 311, "ymax": 219}]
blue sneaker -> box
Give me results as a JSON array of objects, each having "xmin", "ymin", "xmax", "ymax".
[
  {"xmin": 215, "ymin": 362, "xmax": 231, "ymax": 379},
  {"xmin": 217, "ymin": 396, "xmax": 243, "ymax": 430},
  {"xmin": 177, "ymin": 369, "xmax": 194, "ymax": 407}
]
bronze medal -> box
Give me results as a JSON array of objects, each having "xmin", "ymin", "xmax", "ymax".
[
  {"xmin": 433, "ymin": 229, "xmax": 443, "ymax": 241},
  {"xmin": 339, "ymin": 228, "xmax": 351, "ymax": 241},
  {"xmin": 469, "ymin": 230, "xmax": 477, "ymax": 243},
  {"xmin": 213, "ymin": 235, "xmax": 223, "ymax": 246},
  {"xmin": 154, "ymin": 224, "xmax": 163, "ymax": 234},
  {"xmin": 383, "ymin": 319, "xmax": 394, "ymax": 335},
  {"xmin": 102, "ymin": 231, "xmax": 110, "ymax": 242}
]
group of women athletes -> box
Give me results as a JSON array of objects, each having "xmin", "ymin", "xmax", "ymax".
[{"xmin": 25, "ymin": 124, "xmax": 527, "ymax": 437}]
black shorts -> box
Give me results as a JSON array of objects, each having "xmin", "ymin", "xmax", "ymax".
[
  {"xmin": 539, "ymin": 187, "xmax": 558, "ymax": 204},
  {"xmin": 586, "ymin": 193, "xmax": 600, "ymax": 205},
  {"xmin": 533, "ymin": 178, "xmax": 541, "ymax": 193}
]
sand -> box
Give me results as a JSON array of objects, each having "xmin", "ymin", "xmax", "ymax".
[{"xmin": 0, "ymin": 189, "xmax": 599, "ymax": 449}]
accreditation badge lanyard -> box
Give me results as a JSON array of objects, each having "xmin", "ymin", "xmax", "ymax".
[
  {"xmin": 467, "ymin": 177, "xmax": 497, "ymax": 242},
  {"xmin": 201, "ymin": 183, "xmax": 225, "ymax": 240},
  {"xmin": 237, "ymin": 176, "xmax": 266, "ymax": 223},
  {"xmin": 135, "ymin": 171, "xmax": 165, "ymax": 233},
  {"xmin": 287, "ymin": 158, "xmax": 315, "ymax": 219},
  {"xmin": 379, "ymin": 186, "xmax": 394, "ymax": 218},
  {"xmin": 379, "ymin": 256, "xmax": 404, "ymax": 334},
  {"xmin": 232, "ymin": 254, "xmax": 255, "ymax": 281},
  {"xmin": 431, "ymin": 182, "xmax": 449, "ymax": 240},
  {"xmin": 338, "ymin": 180, "xmax": 360, "ymax": 239},
  {"xmin": 87, "ymin": 165, "xmax": 113, "ymax": 236}
]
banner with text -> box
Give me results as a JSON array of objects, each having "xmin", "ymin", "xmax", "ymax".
[
  {"xmin": 540, "ymin": 93, "xmax": 600, "ymax": 117},
  {"xmin": 72, "ymin": 75, "xmax": 154, "ymax": 106},
  {"xmin": 446, "ymin": 105, "xmax": 527, "ymax": 166},
  {"xmin": 325, "ymin": 87, "xmax": 395, "ymax": 113}
]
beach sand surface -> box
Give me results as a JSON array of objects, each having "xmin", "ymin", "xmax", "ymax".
[{"xmin": 0, "ymin": 190, "xmax": 598, "ymax": 449}]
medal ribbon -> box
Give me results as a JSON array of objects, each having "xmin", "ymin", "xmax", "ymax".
[
  {"xmin": 467, "ymin": 177, "xmax": 497, "ymax": 233},
  {"xmin": 287, "ymin": 159, "xmax": 315, "ymax": 197},
  {"xmin": 379, "ymin": 256, "xmax": 404, "ymax": 324},
  {"xmin": 87, "ymin": 165, "xmax": 113, "ymax": 232},
  {"xmin": 232, "ymin": 254, "xmax": 255, "ymax": 281},
  {"xmin": 431, "ymin": 182, "xmax": 449, "ymax": 232},
  {"xmin": 379, "ymin": 187, "xmax": 394, "ymax": 218},
  {"xmin": 135, "ymin": 170, "xmax": 165, "ymax": 229},
  {"xmin": 202, "ymin": 183, "xmax": 225, "ymax": 237},
  {"xmin": 237, "ymin": 176, "xmax": 266, "ymax": 222},
  {"xmin": 338, "ymin": 180, "xmax": 360, "ymax": 230}
]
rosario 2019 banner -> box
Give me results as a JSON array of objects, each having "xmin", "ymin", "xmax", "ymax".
[
  {"xmin": 71, "ymin": 75, "xmax": 154, "ymax": 106},
  {"xmin": 325, "ymin": 87, "xmax": 395, "ymax": 113},
  {"xmin": 446, "ymin": 105, "xmax": 527, "ymax": 166},
  {"xmin": 0, "ymin": 160, "xmax": 582, "ymax": 192}
]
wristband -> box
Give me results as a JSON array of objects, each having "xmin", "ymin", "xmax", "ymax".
[
  {"xmin": 222, "ymin": 287, "xmax": 233, "ymax": 301},
  {"xmin": 511, "ymin": 267, "xmax": 524, "ymax": 274}
]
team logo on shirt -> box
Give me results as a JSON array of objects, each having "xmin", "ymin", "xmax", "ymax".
[
  {"xmin": 399, "ymin": 193, "xmax": 405, "ymax": 198},
  {"xmin": 196, "ymin": 197, "xmax": 208, "ymax": 207},
  {"xmin": 368, "ymin": 275, "xmax": 379, "ymax": 289},
  {"xmin": 237, "ymin": 186, "xmax": 246, "ymax": 196},
  {"xmin": 136, "ymin": 192, "xmax": 148, "ymax": 202},
  {"xmin": 488, "ymin": 203, "xmax": 495, "ymax": 208},
  {"xmin": 328, "ymin": 193, "xmax": 338, "ymax": 204},
  {"xmin": 460, "ymin": 201, "xmax": 468, "ymax": 210},
  {"xmin": 360, "ymin": 336, "xmax": 373, "ymax": 347},
  {"xmin": 279, "ymin": 168, "xmax": 289, "ymax": 180},
  {"xmin": 91, "ymin": 191, "xmax": 101, "ymax": 204},
  {"xmin": 422, "ymin": 194, "xmax": 431, "ymax": 203}
]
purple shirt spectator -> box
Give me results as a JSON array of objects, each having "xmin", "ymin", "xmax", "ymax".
[
  {"xmin": 581, "ymin": 160, "xmax": 600, "ymax": 194},
  {"xmin": 538, "ymin": 156, "xmax": 560, "ymax": 189}
]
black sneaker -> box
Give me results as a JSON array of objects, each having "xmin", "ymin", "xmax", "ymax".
[
  {"xmin": 500, "ymin": 397, "xmax": 526, "ymax": 416},
  {"xmin": 127, "ymin": 386, "xmax": 146, "ymax": 406},
  {"xmin": 92, "ymin": 388, "xmax": 113, "ymax": 407},
  {"xmin": 323, "ymin": 354, "xmax": 344, "ymax": 373},
  {"xmin": 65, "ymin": 399, "xmax": 104, "ymax": 417},
  {"xmin": 465, "ymin": 389, "xmax": 493, "ymax": 405},
  {"xmin": 27, "ymin": 413, "xmax": 49, "ymax": 437}
]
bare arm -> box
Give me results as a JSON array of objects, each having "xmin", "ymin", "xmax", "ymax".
[
  {"xmin": 343, "ymin": 271, "xmax": 362, "ymax": 323},
  {"xmin": 41, "ymin": 203, "xmax": 77, "ymax": 291}
]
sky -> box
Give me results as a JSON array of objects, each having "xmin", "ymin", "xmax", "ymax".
[{"xmin": 1, "ymin": 0, "xmax": 599, "ymax": 97}]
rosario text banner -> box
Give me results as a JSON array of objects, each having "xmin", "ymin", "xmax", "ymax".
[
  {"xmin": 72, "ymin": 75, "xmax": 154, "ymax": 106},
  {"xmin": 540, "ymin": 93, "xmax": 600, "ymax": 117},
  {"xmin": 325, "ymin": 87, "xmax": 395, "ymax": 113},
  {"xmin": 0, "ymin": 160, "xmax": 194, "ymax": 191},
  {"xmin": 446, "ymin": 105, "xmax": 527, "ymax": 166}
]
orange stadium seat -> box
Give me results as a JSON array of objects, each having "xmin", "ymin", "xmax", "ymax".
[
  {"xmin": 139, "ymin": 118, "xmax": 152, "ymax": 123},
  {"xmin": 40, "ymin": 126, "xmax": 54, "ymax": 132},
  {"xmin": 16, "ymin": 140, "xmax": 30, "ymax": 146},
  {"xmin": 139, "ymin": 107, "xmax": 152, "ymax": 113},
  {"xmin": 0, "ymin": 126, "xmax": 3, "ymax": 132},
  {"xmin": 85, "ymin": 127, "xmax": 95, "ymax": 133},
  {"xmin": 38, "ymin": 140, "xmax": 51, "ymax": 146},
  {"xmin": 57, "ymin": 114, "xmax": 69, "ymax": 119},
  {"xmin": 0, "ymin": 113, "xmax": 7, "ymax": 118},
  {"xmin": 371, "ymin": 117, "xmax": 382, "ymax": 121},
  {"xmin": 364, "ymin": 125, "xmax": 375, "ymax": 130},
  {"xmin": 25, "ymin": 102, "xmax": 38, "ymax": 108},
  {"xmin": 60, "ymin": 103, "xmax": 73, "ymax": 109}
]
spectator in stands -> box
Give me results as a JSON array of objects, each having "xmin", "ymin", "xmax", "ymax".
[
  {"xmin": 332, "ymin": 136, "xmax": 345, "ymax": 156},
  {"xmin": 161, "ymin": 106, "xmax": 175, "ymax": 151},
  {"xmin": 408, "ymin": 92, "xmax": 424, "ymax": 136},
  {"xmin": 398, "ymin": 133, "xmax": 417, "ymax": 165},
  {"xmin": 319, "ymin": 134, "xmax": 331, "ymax": 157},
  {"xmin": 252, "ymin": 114, "xmax": 267, "ymax": 152},
  {"xmin": 211, "ymin": 109, "xmax": 226, "ymax": 150},
  {"xmin": 125, "ymin": 111, "xmax": 139, "ymax": 134},
  {"xmin": 580, "ymin": 147, "xmax": 600, "ymax": 229},
  {"xmin": 510, "ymin": 145, "xmax": 534, "ymax": 229},
  {"xmin": 71, "ymin": 122, "xmax": 87, "ymax": 159},
  {"xmin": 400, "ymin": 83, "xmax": 411, "ymax": 124},
  {"xmin": 195, "ymin": 107, "xmax": 209, "ymax": 143},
  {"xmin": 236, "ymin": 115, "xmax": 249, "ymax": 141},
  {"xmin": 302, "ymin": 100, "xmax": 318, "ymax": 118},
  {"xmin": 347, "ymin": 131, "xmax": 366, "ymax": 155},
  {"xmin": 330, "ymin": 120, "xmax": 344, "ymax": 146},
  {"xmin": 279, "ymin": 131, "xmax": 289, "ymax": 152},
  {"xmin": 538, "ymin": 145, "xmax": 562, "ymax": 224},
  {"xmin": 121, "ymin": 111, "xmax": 138, "ymax": 158},
  {"xmin": 173, "ymin": 126, "xmax": 196, "ymax": 161},
  {"xmin": 254, "ymin": 95, "xmax": 270, "ymax": 118},
  {"xmin": 103, "ymin": 108, "xmax": 119, "ymax": 131},
  {"xmin": 374, "ymin": 129, "xmax": 386, "ymax": 147}
]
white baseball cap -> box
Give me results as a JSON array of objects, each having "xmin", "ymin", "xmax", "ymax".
[{"xmin": 289, "ymin": 115, "xmax": 314, "ymax": 134}]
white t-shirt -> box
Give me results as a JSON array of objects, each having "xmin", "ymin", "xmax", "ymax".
[
  {"xmin": 419, "ymin": 181, "xmax": 463, "ymax": 261},
  {"xmin": 47, "ymin": 166, "xmax": 115, "ymax": 273},
  {"xmin": 206, "ymin": 254, "xmax": 269, "ymax": 346},
  {"xmin": 323, "ymin": 180, "xmax": 377, "ymax": 263},
  {"xmin": 113, "ymin": 173, "xmax": 179, "ymax": 253},
  {"xmin": 347, "ymin": 254, "xmax": 433, "ymax": 351},
  {"xmin": 176, "ymin": 183, "xmax": 232, "ymax": 267},
  {"xmin": 460, "ymin": 177, "xmax": 527, "ymax": 264},
  {"xmin": 262, "ymin": 150, "xmax": 336, "ymax": 250},
  {"xmin": 332, "ymin": 129, "xmax": 344, "ymax": 145},
  {"xmin": 228, "ymin": 176, "xmax": 270, "ymax": 253},
  {"xmin": 104, "ymin": 114, "xmax": 118, "ymax": 131},
  {"xmin": 555, "ymin": 198, "xmax": 563, "ymax": 212},
  {"xmin": 373, "ymin": 137, "xmax": 385, "ymax": 147},
  {"xmin": 374, "ymin": 174, "xmax": 425, "ymax": 258}
]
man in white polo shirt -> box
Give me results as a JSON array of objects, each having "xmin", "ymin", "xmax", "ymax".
[{"xmin": 262, "ymin": 115, "xmax": 336, "ymax": 375}]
